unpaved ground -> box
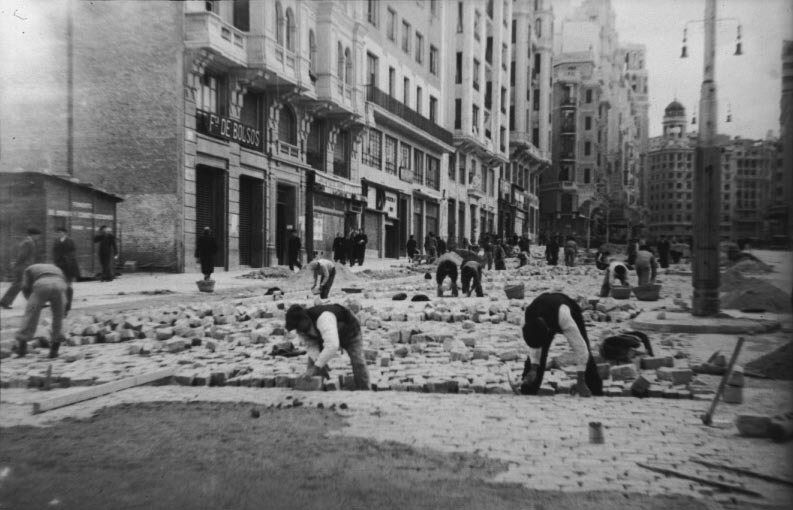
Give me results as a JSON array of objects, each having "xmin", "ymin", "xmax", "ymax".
[{"xmin": 0, "ymin": 400, "xmax": 717, "ymax": 510}]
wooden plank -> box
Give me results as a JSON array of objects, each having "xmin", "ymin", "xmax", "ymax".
[
  {"xmin": 690, "ymin": 458, "xmax": 793, "ymax": 487},
  {"xmin": 32, "ymin": 368, "xmax": 175, "ymax": 414},
  {"xmin": 636, "ymin": 462, "xmax": 763, "ymax": 498}
]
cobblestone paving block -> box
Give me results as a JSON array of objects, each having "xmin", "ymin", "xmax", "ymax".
[
  {"xmin": 656, "ymin": 366, "xmax": 693, "ymax": 385},
  {"xmin": 630, "ymin": 375, "xmax": 652, "ymax": 397},
  {"xmin": 164, "ymin": 338, "xmax": 188, "ymax": 353},
  {"xmin": 610, "ymin": 364, "xmax": 638, "ymax": 381},
  {"xmin": 639, "ymin": 356, "xmax": 675, "ymax": 370}
]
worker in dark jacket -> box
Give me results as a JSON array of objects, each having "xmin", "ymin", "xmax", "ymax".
[
  {"xmin": 332, "ymin": 233, "xmax": 346, "ymax": 264},
  {"xmin": 93, "ymin": 225, "xmax": 118, "ymax": 281},
  {"xmin": 435, "ymin": 253, "xmax": 459, "ymax": 297},
  {"xmin": 52, "ymin": 227, "xmax": 79, "ymax": 314},
  {"xmin": 406, "ymin": 235, "xmax": 418, "ymax": 262},
  {"xmin": 195, "ymin": 227, "xmax": 218, "ymax": 281},
  {"xmin": 460, "ymin": 260, "xmax": 484, "ymax": 297},
  {"xmin": 1, "ymin": 228, "xmax": 41, "ymax": 309},
  {"xmin": 287, "ymin": 229, "xmax": 302, "ymax": 271},
  {"xmin": 285, "ymin": 303, "xmax": 370, "ymax": 390},
  {"xmin": 518, "ymin": 292, "xmax": 603, "ymax": 397},
  {"xmin": 545, "ymin": 236, "xmax": 559, "ymax": 266},
  {"xmin": 14, "ymin": 263, "xmax": 67, "ymax": 358}
]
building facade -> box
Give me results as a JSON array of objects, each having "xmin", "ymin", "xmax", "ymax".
[
  {"xmin": 542, "ymin": 0, "xmax": 644, "ymax": 245},
  {"xmin": 2, "ymin": 0, "xmax": 556, "ymax": 272}
]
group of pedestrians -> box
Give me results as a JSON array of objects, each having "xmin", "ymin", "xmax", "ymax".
[
  {"xmin": 2, "ymin": 225, "xmax": 118, "ymax": 359},
  {"xmin": 332, "ymin": 229, "xmax": 368, "ymax": 267}
]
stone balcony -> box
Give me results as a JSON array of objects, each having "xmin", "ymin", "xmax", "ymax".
[{"xmin": 184, "ymin": 11, "xmax": 247, "ymax": 68}]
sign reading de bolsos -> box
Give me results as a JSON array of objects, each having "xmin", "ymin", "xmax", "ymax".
[{"xmin": 198, "ymin": 110, "xmax": 262, "ymax": 151}]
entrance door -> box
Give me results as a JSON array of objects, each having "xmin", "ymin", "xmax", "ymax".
[
  {"xmin": 384, "ymin": 222, "xmax": 398, "ymax": 258},
  {"xmin": 239, "ymin": 175, "xmax": 263, "ymax": 267},
  {"xmin": 398, "ymin": 196, "xmax": 408, "ymax": 257},
  {"xmin": 196, "ymin": 165, "xmax": 227, "ymax": 269},
  {"xmin": 276, "ymin": 183, "xmax": 297, "ymax": 265}
]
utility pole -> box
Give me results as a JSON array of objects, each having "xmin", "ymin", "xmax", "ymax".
[{"xmin": 692, "ymin": 0, "xmax": 721, "ymax": 316}]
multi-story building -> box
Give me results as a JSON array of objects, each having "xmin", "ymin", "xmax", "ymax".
[
  {"xmin": 620, "ymin": 43, "xmax": 649, "ymax": 210},
  {"xmin": 542, "ymin": 0, "xmax": 644, "ymax": 244},
  {"xmin": 504, "ymin": 0, "xmax": 553, "ymax": 242},
  {"xmin": 646, "ymin": 101, "xmax": 696, "ymax": 239},
  {"xmin": 2, "ymin": 0, "xmax": 556, "ymax": 272},
  {"xmin": 769, "ymin": 40, "xmax": 793, "ymax": 241}
]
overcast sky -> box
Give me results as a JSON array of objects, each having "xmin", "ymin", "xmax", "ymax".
[
  {"xmin": 3, "ymin": 0, "xmax": 792, "ymax": 141},
  {"xmin": 556, "ymin": 0, "xmax": 793, "ymax": 139}
]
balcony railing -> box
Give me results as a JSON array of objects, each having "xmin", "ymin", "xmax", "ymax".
[
  {"xmin": 366, "ymin": 85, "xmax": 453, "ymax": 145},
  {"xmin": 278, "ymin": 141, "xmax": 299, "ymax": 159}
]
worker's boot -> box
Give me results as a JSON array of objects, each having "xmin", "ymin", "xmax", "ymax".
[
  {"xmin": 572, "ymin": 372, "xmax": 593, "ymax": 398},
  {"xmin": 49, "ymin": 341, "xmax": 61, "ymax": 359},
  {"xmin": 16, "ymin": 339, "xmax": 27, "ymax": 358}
]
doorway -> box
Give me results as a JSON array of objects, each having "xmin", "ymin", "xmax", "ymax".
[
  {"xmin": 276, "ymin": 183, "xmax": 297, "ymax": 265},
  {"xmin": 239, "ymin": 175, "xmax": 263, "ymax": 267},
  {"xmin": 196, "ymin": 165, "xmax": 227, "ymax": 270}
]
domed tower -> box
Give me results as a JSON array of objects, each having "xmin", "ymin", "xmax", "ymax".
[{"xmin": 662, "ymin": 100, "xmax": 687, "ymax": 138}]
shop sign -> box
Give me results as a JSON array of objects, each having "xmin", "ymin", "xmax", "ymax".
[{"xmin": 196, "ymin": 110, "xmax": 262, "ymax": 151}]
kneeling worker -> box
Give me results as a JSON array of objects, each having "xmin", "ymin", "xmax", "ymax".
[
  {"xmin": 460, "ymin": 260, "xmax": 484, "ymax": 297},
  {"xmin": 285, "ymin": 303, "xmax": 370, "ymax": 390},
  {"xmin": 435, "ymin": 254, "xmax": 459, "ymax": 297},
  {"xmin": 15, "ymin": 263, "xmax": 68, "ymax": 358},
  {"xmin": 519, "ymin": 292, "xmax": 603, "ymax": 397},
  {"xmin": 599, "ymin": 260, "xmax": 630, "ymax": 297},
  {"xmin": 307, "ymin": 258, "xmax": 336, "ymax": 299}
]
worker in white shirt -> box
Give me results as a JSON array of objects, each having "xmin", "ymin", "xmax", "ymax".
[
  {"xmin": 284, "ymin": 303, "xmax": 370, "ymax": 390},
  {"xmin": 307, "ymin": 258, "xmax": 336, "ymax": 298},
  {"xmin": 518, "ymin": 292, "xmax": 603, "ymax": 397},
  {"xmin": 599, "ymin": 260, "xmax": 630, "ymax": 297}
]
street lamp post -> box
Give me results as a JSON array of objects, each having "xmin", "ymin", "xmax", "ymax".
[{"xmin": 691, "ymin": 0, "xmax": 721, "ymax": 316}]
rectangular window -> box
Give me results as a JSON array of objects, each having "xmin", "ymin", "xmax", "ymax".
[
  {"xmin": 415, "ymin": 32, "xmax": 424, "ymax": 63},
  {"xmin": 429, "ymin": 96, "xmax": 438, "ymax": 123},
  {"xmin": 367, "ymin": 0, "xmax": 378, "ymax": 26},
  {"xmin": 426, "ymin": 155, "xmax": 440, "ymax": 190},
  {"xmin": 455, "ymin": 52, "xmax": 463, "ymax": 84},
  {"xmin": 585, "ymin": 116, "xmax": 592, "ymax": 130},
  {"xmin": 385, "ymin": 135, "xmax": 397, "ymax": 175},
  {"xmin": 512, "ymin": 19, "xmax": 517, "ymax": 43},
  {"xmin": 366, "ymin": 52, "xmax": 379, "ymax": 87},
  {"xmin": 388, "ymin": 67, "xmax": 395, "ymax": 96},
  {"xmin": 458, "ymin": 153, "xmax": 466, "ymax": 183},
  {"xmin": 473, "ymin": 59, "xmax": 480, "ymax": 90},
  {"xmin": 500, "ymin": 126, "xmax": 506, "ymax": 152},
  {"xmin": 472, "ymin": 105, "xmax": 479, "ymax": 134},
  {"xmin": 510, "ymin": 61, "xmax": 515, "ymax": 85},
  {"xmin": 457, "ymin": 2, "xmax": 463, "ymax": 32},
  {"xmin": 403, "ymin": 77, "xmax": 410, "ymax": 105},
  {"xmin": 429, "ymin": 45, "xmax": 438, "ymax": 75},
  {"xmin": 509, "ymin": 106, "xmax": 514, "ymax": 129},
  {"xmin": 454, "ymin": 99, "xmax": 462, "ymax": 129},
  {"xmin": 474, "ymin": 10, "xmax": 481, "ymax": 40},
  {"xmin": 502, "ymin": 44, "xmax": 508, "ymax": 70},
  {"xmin": 585, "ymin": 89, "xmax": 593, "ymax": 103},
  {"xmin": 413, "ymin": 148, "xmax": 424, "ymax": 184},
  {"xmin": 362, "ymin": 128, "xmax": 382, "ymax": 168},
  {"xmin": 387, "ymin": 8, "xmax": 396, "ymax": 41},
  {"xmin": 400, "ymin": 142, "xmax": 411, "ymax": 175},
  {"xmin": 584, "ymin": 141, "xmax": 591, "ymax": 156},
  {"xmin": 402, "ymin": 21, "xmax": 411, "ymax": 53},
  {"xmin": 416, "ymin": 86, "xmax": 422, "ymax": 113}
]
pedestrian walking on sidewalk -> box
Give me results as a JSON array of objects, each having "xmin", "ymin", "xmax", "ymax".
[
  {"xmin": 634, "ymin": 245, "xmax": 658, "ymax": 286},
  {"xmin": 285, "ymin": 303, "xmax": 370, "ymax": 390},
  {"xmin": 435, "ymin": 253, "xmax": 459, "ymax": 297},
  {"xmin": 460, "ymin": 260, "xmax": 484, "ymax": 297},
  {"xmin": 14, "ymin": 263, "xmax": 68, "ymax": 359},
  {"xmin": 332, "ymin": 233, "xmax": 346, "ymax": 264},
  {"xmin": 493, "ymin": 240, "xmax": 506, "ymax": 270},
  {"xmin": 563, "ymin": 236, "xmax": 578, "ymax": 267},
  {"xmin": 195, "ymin": 226, "xmax": 218, "ymax": 281},
  {"xmin": 518, "ymin": 292, "xmax": 603, "ymax": 397},
  {"xmin": 308, "ymin": 258, "xmax": 336, "ymax": 299},
  {"xmin": 354, "ymin": 229, "xmax": 368, "ymax": 266},
  {"xmin": 545, "ymin": 235, "xmax": 559, "ymax": 266},
  {"xmin": 52, "ymin": 227, "xmax": 79, "ymax": 314},
  {"xmin": 93, "ymin": 225, "xmax": 118, "ymax": 281},
  {"xmin": 406, "ymin": 234, "xmax": 417, "ymax": 262},
  {"xmin": 1, "ymin": 228, "xmax": 41, "ymax": 309}
]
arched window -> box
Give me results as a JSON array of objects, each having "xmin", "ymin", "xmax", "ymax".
[
  {"xmin": 285, "ymin": 8, "xmax": 295, "ymax": 51},
  {"xmin": 275, "ymin": 2, "xmax": 284, "ymax": 46},
  {"xmin": 535, "ymin": 18, "xmax": 542, "ymax": 38},
  {"xmin": 344, "ymin": 47, "xmax": 352, "ymax": 85},
  {"xmin": 308, "ymin": 30, "xmax": 317, "ymax": 75},
  {"xmin": 337, "ymin": 41, "xmax": 344, "ymax": 81},
  {"xmin": 278, "ymin": 106, "xmax": 297, "ymax": 145}
]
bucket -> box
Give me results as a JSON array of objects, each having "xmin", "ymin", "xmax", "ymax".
[
  {"xmin": 633, "ymin": 283, "xmax": 662, "ymax": 301},
  {"xmin": 589, "ymin": 421, "xmax": 605, "ymax": 444},
  {"xmin": 610, "ymin": 286, "xmax": 631, "ymax": 300},
  {"xmin": 504, "ymin": 284, "xmax": 525, "ymax": 300},
  {"xmin": 196, "ymin": 279, "xmax": 215, "ymax": 293}
]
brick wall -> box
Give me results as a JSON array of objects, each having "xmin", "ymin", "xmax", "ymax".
[{"xmin": 71, "ymin": 1, "xmax": 184, "ymax": 270}]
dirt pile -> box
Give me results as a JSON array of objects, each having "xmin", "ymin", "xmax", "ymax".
[
  {"xmin": 240, "ymin": 267, "xmax": 293, "ymax": 279},
  {"xmin": 720, "ymin": 276, "xmax": 791, "ymax": 313},
  {"xmin": 729, "ymin": 256, "xmax": 773, "ymax": 274},
  {"xmin": 745, "ymin": 341, "xmax": 793, "ymax": 380}
]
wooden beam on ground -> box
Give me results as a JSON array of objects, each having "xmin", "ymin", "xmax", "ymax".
[
  {"xmin": 636, "ymin": 462, "xmax": 763, "ymax": 498},
  {"xmin": 690, "ymin": 458, "xmax": 793, "ymax": 487},
  {"xmin": 32, "ymin": 368, "xmax": 175, "ymax": 415}
]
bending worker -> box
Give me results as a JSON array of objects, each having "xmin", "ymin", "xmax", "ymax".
[
  {"xmin": 435, "ymin": 253, "xmax": 459, "ymax": 297},
  {"xmin": 518, "ymin": 292, "xmax": 603, "ymax": 397},
  {"xmin": 307, "ymin": 257, "xmax": 336, "ymax": 299},
  {"xmin": 599, "ymin": 260, "xmax": 630, "ymax": 298},
  {"xmin": 460, "ymin": 260, "xmax": 484, "ymax": 297},
  {"xmin": 14, "ymin": 263, "xmax": 68, "ymax": 358},
  {"xmin": 285, "ymin": 303, "xmax": 370, "ymax": 390},
  {"xmin": 634, "ymin": 245, "xmax": 658, "ymax": 286}
]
